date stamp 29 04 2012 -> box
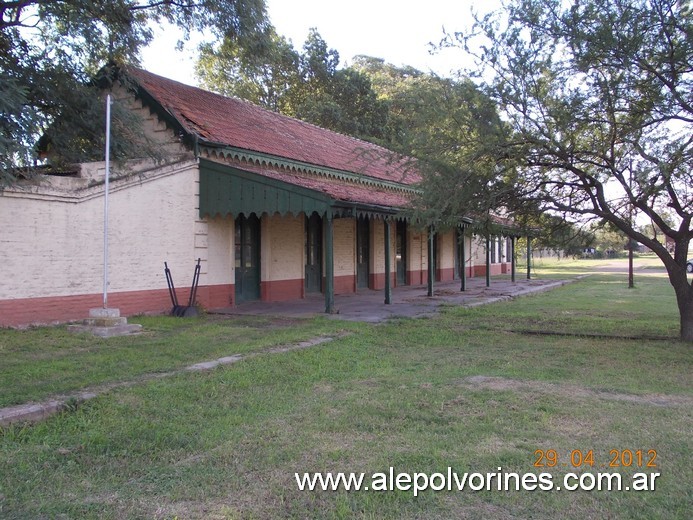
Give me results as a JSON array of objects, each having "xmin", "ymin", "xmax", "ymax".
[{"xmin": 534, "ymin": 449, "xmax": 658, "ymax": 469}]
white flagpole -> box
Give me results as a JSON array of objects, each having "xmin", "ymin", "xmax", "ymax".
[{"xmin": 103, "ymin": 94, "xmax": 112, "ymax": 309}]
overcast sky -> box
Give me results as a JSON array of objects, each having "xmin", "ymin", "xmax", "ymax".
[{"xmin": 140, "ymin": 1, "xmax": 497, "ymax": 86}]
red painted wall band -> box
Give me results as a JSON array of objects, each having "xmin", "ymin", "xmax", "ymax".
[{"xmin": 0, "ymin": 284, "xmax": 233, "ymax": 327}]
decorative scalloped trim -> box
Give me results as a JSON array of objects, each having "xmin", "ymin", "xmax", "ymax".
[{"xmin": 202, "ymin": 145, "xmax": 422, "ymax": 195}]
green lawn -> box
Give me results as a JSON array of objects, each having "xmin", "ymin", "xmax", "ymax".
[
  {"xmin": 0, "ymin": 315, "xmax": 361, "ymax": 408},
  {"xmin": 0, "ymin": 261, "xmax": 691, "ymax": 519}
]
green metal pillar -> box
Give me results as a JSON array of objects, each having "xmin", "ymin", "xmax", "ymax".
[
  {"xmin": 460, "ymin": 228, "xmax": 466, "ymax": 292},
  {"xmin": 324, "ymin": 213, "xmax": 335, "ymax": 313},
  {"xmin": 485, "ymin": 236, "xmax": 491, "ymax": 287},
  {"xmin": 384, "ymin": 219, "xmax": 392, "ymax": 304},
  {"xmin": 511, "ymin": 236, "xmax": 516, "ymax": 283},
  {"xmin": 427, "ymin": 225, "xmax": 434, "ymax": 297},
  {"xmin": 526, "ymin": 236, "xmax": 532, "ymax": 280}
]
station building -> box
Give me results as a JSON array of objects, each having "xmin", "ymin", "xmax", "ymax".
[{"xmin": 0, "ymin": 67, "xmax": 517, "ymax": 327}]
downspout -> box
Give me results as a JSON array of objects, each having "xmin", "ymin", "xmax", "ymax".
[{"xmin": 192, "ymin": 133, "xmax": 200, "ymax": 160}]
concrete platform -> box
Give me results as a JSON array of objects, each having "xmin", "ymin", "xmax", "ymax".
[
  {"xmin": 211, "ymin": 276, "xmax": 574, "ymax": 323},
  {"xmin": 66, "ymin": 323, "xmax": 144, "ymax": 337},
  {"xmin": 67, "ymin": 307, "xmax": 143, "ymax": 337}
]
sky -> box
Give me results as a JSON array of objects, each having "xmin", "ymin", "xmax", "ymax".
[{"xmin": 140, "ymin": 0, "xmax": 497, "ymax": 86}]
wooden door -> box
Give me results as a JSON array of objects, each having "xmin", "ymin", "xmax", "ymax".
[
  {"xmin": 235, "ymin": 214, "xmax": 261, "ymax": 302},
  {"xmin": 454, "ymin": 230, "xmax": 460, "ymax": 280},
  {"xmin": 305, "ymin": 213, "xmax": 322, "ymax": 293},
  {"xmin": 356, "ymin": 217, "xmax": 370, "ymax": 289},
  {"xmin": 396, "ymin": 221, "xmax": 407, "ymax": 285}
]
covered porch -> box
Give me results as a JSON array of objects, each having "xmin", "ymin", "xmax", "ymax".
[
  {"xmin": 199, "ymin": 158, "xmax": 532, "ymax": 315},
  {"xmin": 209, "ymin": 276, "xmax": 567, "ymax": 323}
]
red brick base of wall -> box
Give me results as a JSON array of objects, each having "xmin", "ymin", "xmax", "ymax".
[
  {"xmin": 334, "ymin": 275, "xmax": 356, "ymax": 295},
  {"xmin": 261, "ymin": 279, "xmax": 304, "ymax": 302},
  {"xmin": 0, "ymin": 284, "xmax": 234, "ymax": 327},
  {"xmin": 406, "ymin": 269, "xmax": 427, "ymax": 286},
  {"xmin": 1, "ymin": 263, "xmax": 519, "ymax": 327},
  {"xmin": 369, "ymin": 272, "xmax": 397, "ymax": 290},
  {"xmin": 437, "ymin": 268, "xmax": 455, "ymax": 282},
  {"xmin": 471, "ymin": 263, "xmax": 511, "ymax": 277}
]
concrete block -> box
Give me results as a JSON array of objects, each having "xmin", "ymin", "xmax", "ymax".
[
  {"xmin": 89, "ymin": 307, "xmax": 121, "ymax": 318},
  {"xmin": 83, "ymin": 317, "xmax": 128, "ymax": 327}
]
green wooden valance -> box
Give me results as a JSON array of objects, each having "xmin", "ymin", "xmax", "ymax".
[{"xmin": 199, "ymin": 159, "xmax": 334, "ymax": 219}]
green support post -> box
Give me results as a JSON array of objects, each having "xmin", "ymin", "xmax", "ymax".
[
  {"xmin": 526, "ymin": 236, "xmax": 532, "ymax": 280},
  {"xmin": 427, "ymin": 225, "xmax": 434, "ymax": 297},
  {"xmin": 511, "ymin": 236, "xmax": 516, "ymax": 283},
  {"xmin": 460, "ymin": 229, "xmax": 466, "ymax": 292},
  {"xmin": 324, "ymin": 213, "xmax": 335, "ymax": 313},
  {"xmin": 485, "ymin": 236, "xmax": 491, "ymax": 288},
  {"xmin": 384, "ymin": 219, "xmax": 392, "ymax": 304}
]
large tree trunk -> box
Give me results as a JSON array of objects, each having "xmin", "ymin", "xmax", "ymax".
[
  {"xmin": 668, "ymin": 265, "xmax": 693, "ymax": 342},
  {"xmin": 651, "ymin": 241, "xmax": 693, "ymax": 343},
  {"xmin": 678, "ymin": 290, "xmax": 693, "ymax": 343}
]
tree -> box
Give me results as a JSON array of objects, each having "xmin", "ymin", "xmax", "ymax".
[
  {"xmin": 1, "ymin": 0, "xmax": 268, "ymax": 185},
  {"xmin": 592, "ymin": 222, "xmax": 630, "ymax": 257},
  {"xmin": 197, "ymin": 29, "xmax": 390, "ymax": 142},
  {"xmin": 197, "ymin": 27, "xmax": 300, "ymax": 113},
  {"xmin": 351, "ymin": 57, "xmax": 516, "ymax": 225},
  {"xmin": 517, "ymin": 212, "xmax": 595, "ymax": 257},
  {"xmin": 351, "ymin": 57, "xmax": 443, "ymax": 149},
  {"xmin": 432, "ymin": 0, "xmax": 693, "ymax": 340}
]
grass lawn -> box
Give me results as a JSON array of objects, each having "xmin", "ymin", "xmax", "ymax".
[
  {"xmin": 0, "ymin": 315, "xmax": 362, "ymax": 408},
  {"xmin": 0, "ymin": 260, "xmax": 691, "ymax": 519}
]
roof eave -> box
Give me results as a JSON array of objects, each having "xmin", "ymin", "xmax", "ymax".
[{"xmin": 198, "ymin": 142, "xmax": 422, "ymax": 195}]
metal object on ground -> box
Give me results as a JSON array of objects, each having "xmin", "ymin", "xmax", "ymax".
[
  {"xmin": 164, "ymin": 259, "xmax": 201, "ymax": 317},
  {"xmin": 182, "ymin": 258, "xmax": 201, "ymax": 317}
]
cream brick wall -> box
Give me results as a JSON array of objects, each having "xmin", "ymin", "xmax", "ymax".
[
  {"xmin": 333, "ymin": 218, "xmax": 355, "ymax": 277},
  {"xmin": 204, "ymin": 216, "xmax": 233, "ymax": 286},
  {"xmin": 463, "ymin": 233, "xmax": 474, "ymax": 270},
  {"xmin": 112, "ymin": 86, "xmax": 187, "ymax": 157},
  {"xmin": 471, "ymin": 235, "xmax": 488, "ymax": 264},
  {"xmin": 469, "ymin": 235, "xmax": 509, "ymax": 264},
  {"xmin": 387, "ymin": 221, "xmax": 396, "ymax": 273},
  {"xmin": 368, "ymin": 220, "xmax": 396, "ymax": 275},
  {"xmin": 438, "ymin": 231, "xmax": 455, "ymax": 270},
  {"xmin": 263, "ymin": 214, "xmax": 304, "ymax": 281},
  {"xmin": 492, "ymin": 236, "xmax": 508, "ymax": 263},
  {"xmin": 408, "ymin": 229, "xmax": 427, "ymax": 272},
  {"xmin": 370, "ymin": 220, "xmax": 382, "ymax": 274},
  {"xmin": 0, "ymin": 160, "xmax": 200, "ymax": 300}
]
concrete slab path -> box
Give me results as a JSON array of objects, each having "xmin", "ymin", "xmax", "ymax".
[{"xmin": 211, "ymin": 277, "xmax": 575, "ymax": 323}]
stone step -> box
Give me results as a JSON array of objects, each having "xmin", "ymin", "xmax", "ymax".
[
  {"xmin": 67, "ymin": 308, "xmax": 142, "ymax": 337},
  {"xmin": 82, "ymin": 316, "xmax": 128, "ymax": 327},
  {"xmin": 67, "ymin": 323, "xmax": 143, "ymax": 338}
]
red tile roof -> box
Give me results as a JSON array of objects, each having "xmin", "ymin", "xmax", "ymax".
[
  {"xmin": 239, "ymin": 162, "xmax": 414, "ymax": 209},
  {"xmin": 126, "ymin": 67, "xmax": 421, "ymax": 187}
]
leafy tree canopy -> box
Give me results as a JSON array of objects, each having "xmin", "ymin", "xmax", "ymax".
[
  {"xmin": 197, "ymin": 28, "xmax": 389, "ymax": 142},
  {"xmin": 590, "ymin": 222, "xmax": 630, "ymax": 256},
  {"xmin": 511, "ymin": 210, "xmax": 595, "ymax": 257},
  {"xmin": 0, "ymin": 0, "xmax": 268, "ymax": 185},
  {"xmin": 432, "ymin": 0, "xmax": 693, "ymax": 340},
  {"xmin": 350, "ymin": 57, "xmax": 515, "ymax": 232}
]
